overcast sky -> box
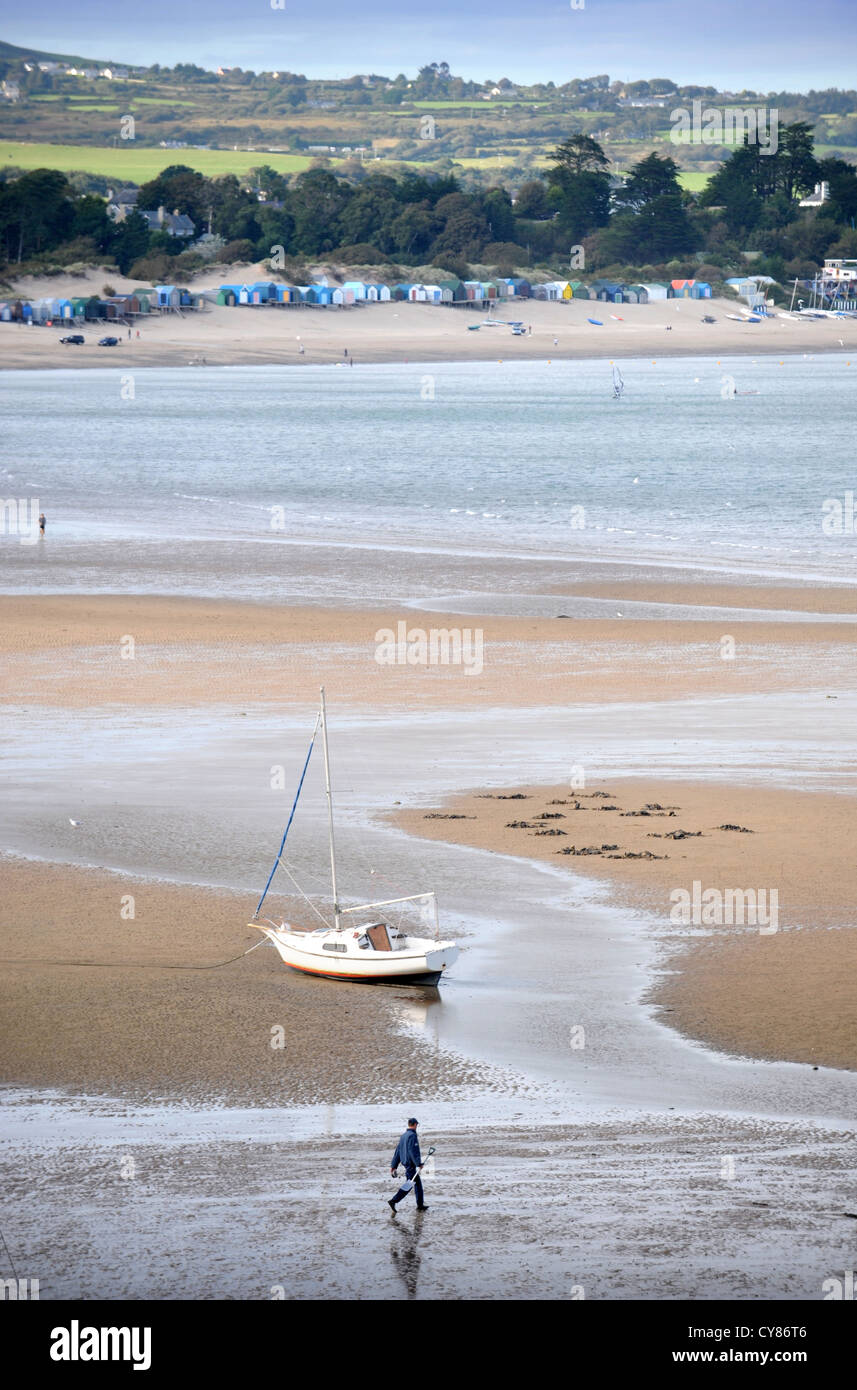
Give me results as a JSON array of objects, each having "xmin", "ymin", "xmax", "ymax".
[{"xmin": 4, "ymin": 0, "xmax": 855, "ymax": 90}]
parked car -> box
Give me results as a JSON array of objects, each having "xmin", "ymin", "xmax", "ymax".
[
  {"xmin": 60, "ymin": 334, "xmax": 85, "ymax": 345},
  {"xmin": 98, "ymin": 336, "xmax": 119, "ymax": 347}
]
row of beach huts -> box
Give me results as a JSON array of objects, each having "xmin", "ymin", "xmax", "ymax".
[
  {"xmin": 214, "ymin": 276, "xmax": 713, "ymax": 306},
  {"xmin": 1, "ymin": 275, "xmax": 713, "ymax": 325},
  {"xmin": 0, "ymin": 285, "xmax": 205, "ymax": 324}
]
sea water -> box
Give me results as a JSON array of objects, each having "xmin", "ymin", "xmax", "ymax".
[{"xmin": 1, "ymin": 355, "xmax": 855, "ymax": 598}]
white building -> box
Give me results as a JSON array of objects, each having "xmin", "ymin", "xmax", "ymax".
[
  {"xmin": 799, "ymin": 181, "xmax": 830, "ymax": 208},
  {"xmin": 822, "ymin": 258, "xmax": 857, "ymax": 282}
]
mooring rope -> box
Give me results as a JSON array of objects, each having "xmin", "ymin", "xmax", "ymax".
[{"xmin": 0, "ymin": 937, "xmax": 268, "ymax": 971}]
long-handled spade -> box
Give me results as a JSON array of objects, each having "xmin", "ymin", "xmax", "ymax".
[
  {"xmin": 390, "ymin": 1147, "xmax": 435, "ymax": 1214},
  {"xmin": 401, "ymin": 1146, "xmax": 435, "ymax": 1193}
]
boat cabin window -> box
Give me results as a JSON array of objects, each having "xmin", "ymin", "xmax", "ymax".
[
  {"xmin": 322, "ymin": 942, "xmax": 347, "ymax": 953},
  {"xmin": 356, "ymin": 935, "xmax": 370, "ymax": 950}
]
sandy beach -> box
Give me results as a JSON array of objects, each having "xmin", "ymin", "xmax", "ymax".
[
  {"xmin": 0, "ymin": 857, "xmax": 492, "ymax": 1106},
  {"xmin": 2, "ymin": 355, "xmax": 856, "ymax": 1303},
  {"xmin": 2, "ymin": 588, "xmax": 855, "ymax": 1088},
  {"xmin": 1, "ymin": 264, "xmax": 854, "ymax": 369},
  {"xmin": 397, "ymin": 779, "xmax": 857, "ymax": 1071},
  {"xmin": 1, "ymin": 590, "xmax": 855, "ymax": 710}
]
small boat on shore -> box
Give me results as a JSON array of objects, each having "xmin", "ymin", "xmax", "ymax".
[{"xmin": 250, "ymin": 690, "xmax": 459, "ymax": 986}]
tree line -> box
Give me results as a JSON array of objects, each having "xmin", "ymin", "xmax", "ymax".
[{"xmin": 1, "ymin": 123, "xmax": 855, "ymax": 292}]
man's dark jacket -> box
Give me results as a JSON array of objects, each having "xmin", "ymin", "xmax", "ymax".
[{"xmin": 392, "ymin": 1128, "xmax": 421, "ymax": 1175}]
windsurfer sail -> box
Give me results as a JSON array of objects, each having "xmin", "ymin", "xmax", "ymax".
[{"xmin": 612, "ymin": 365, "xmax": 625, "ymax": 399}]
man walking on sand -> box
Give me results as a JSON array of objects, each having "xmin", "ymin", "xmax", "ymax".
[{"xmin": 388, "ymin": 1118, "xmax": 428, "ymax": 1214}]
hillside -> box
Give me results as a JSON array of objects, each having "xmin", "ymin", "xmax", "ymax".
[
  {"xmin": 0, "ymin": 39, "xmax": 105, "ymax": 66},
  {"xmin": 1, "ymin": 46, "xmax": 854, "ymax": 190}
]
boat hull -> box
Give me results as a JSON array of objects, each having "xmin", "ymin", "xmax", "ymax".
[
  {"xmin": 284, "ymin": 961, "xmax": 443, "ymax": 987},
  {"xmin": 253, "ymin": 925, "xmax": 458, "ymax": 987}
]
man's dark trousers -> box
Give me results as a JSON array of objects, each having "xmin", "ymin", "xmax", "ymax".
[{"xmin": 391, "ymin": 1165, "xmax": 423, "ymax": 1208}]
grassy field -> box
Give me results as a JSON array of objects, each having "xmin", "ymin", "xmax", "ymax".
[
  {"xmin": 410, "ymin": 99, "xmax": 546, "ymax": 109},
  {"xmin": 0, "ymin": 140, "xmax": 317, "ymax": 180},
  {"xmin": 0, "ymin": 136, "xmax": 714, "ymax": 189},
  {"xmin": 130, "ymin": 97, "xmax": 198, "ymax": 107},
  {"xmin": 677, "ymin": 170, "xmax": 712, "ymax": 190}
]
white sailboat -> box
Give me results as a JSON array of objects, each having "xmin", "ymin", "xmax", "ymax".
[
  {"xmin": 612, "ymin": 365, "xmax": 625, "ymax": 399},
  {"xmin": 250, "ymin": 689, "xmax": 459, "ymax": 986}
]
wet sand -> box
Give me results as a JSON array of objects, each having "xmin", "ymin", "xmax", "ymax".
[
  {"xmin": 2, "ymin": 591, "xmax": 855, "ymax": 711},
  {"xmin": 2, "ymin": 591, "xmax": 856, "ymax": 1088},
  {"xmin": 397, "ymin": 780, "xmax": 857, "ymax": 1072},
  {"xmin": 2, "ymin": 580, "xmax": 857, "ymax": 1300},
  {"xmin": 2, "ymin": 1093, "xmax": 854, "ymax": 1300},
  {"xmin": 0, "ymin": 857, "xmax": 492, "ymax": 1106}
]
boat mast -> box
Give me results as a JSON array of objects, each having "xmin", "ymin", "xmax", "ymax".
[{"xmin": 319, "ymin": 686, "xmax": 341, "ymax": 929}]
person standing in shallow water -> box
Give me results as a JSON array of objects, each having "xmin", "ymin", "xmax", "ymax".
[
  {"xmin": 388, "ymin": 1118, "xmax": 428, "ymax": 1214},
  {"xmin": 38, "ymin": 512, "xmax": 46, "ymax": 535}
]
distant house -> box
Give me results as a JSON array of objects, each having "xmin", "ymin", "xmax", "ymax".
[
  {"xmin": 507, "ymin": 277, "xmax": 531, "ymax": 298},
  {"xmin": 690, "ymin": 281, "xmax": 712, "ymax": 299},
  {"xmin": 569, "ymin": 280, "xmax": 591, "ymax": 300},
  {"xmin": 822, "ymin": 258, "xmax": 857, "ymax": 283},
  {"xmin": 107, "ymin": 188, "xmax": 139, "ymax": 222},
  {"xmin": 342, "ymin": 280, "xmax": 369, "ymax": 301},
  {"xmin": 463, "ymin": 281, "xmax": 484, "ymax": 301},
  {"xmin": 391, "ymin": 283, "xmax": 412, "ymax": 301},
  {"xmin": 799, "ymin": 181, "xmax": 830, "ymax": 209},
  {"xmin": 669, "ymin": 279, "xmax": 695, "ymax": 298},
  {"xmin": 139, "ymin": 207, "xmax": 195, "ymax": 238},
  {"xmin": 1, "ymin": 81, "xmax": 21, "ymax": 102}
]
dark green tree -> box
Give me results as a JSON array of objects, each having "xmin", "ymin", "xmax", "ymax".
[
  {"xmin": 137, "ymin": 166, "xmax": 210, "ymax": 225},
  {"xmin": 111, "ymin": 211, "xmax": 151, "ymax": 274},
  {"xmin": 816, "ymin": 156, "xmax": 857, "ymax": 223},
  {"xmin": 776, "ymin": 121, "xmax": 818, "ymax": 200},
  {"xmin": 614, "ymin": 152, "xmax": 682, "ymax": 210},
  {"xmin": 546, "ymin": 135, "xmax": 611, "ymax": 240},
  {"xmin": 287, "ymin": 168, "xmax": 349, "ymax": 254},
  {"xmin": 71, "ymin": 194, "xmax": 114, "ymax": 250},
  {"xmin": 514, "ymin": 180, "xmax": 551, "ymax": 219},
  {"xmin": 546, "ymin": 134, "xmax": 610, "ymax": 178}
]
